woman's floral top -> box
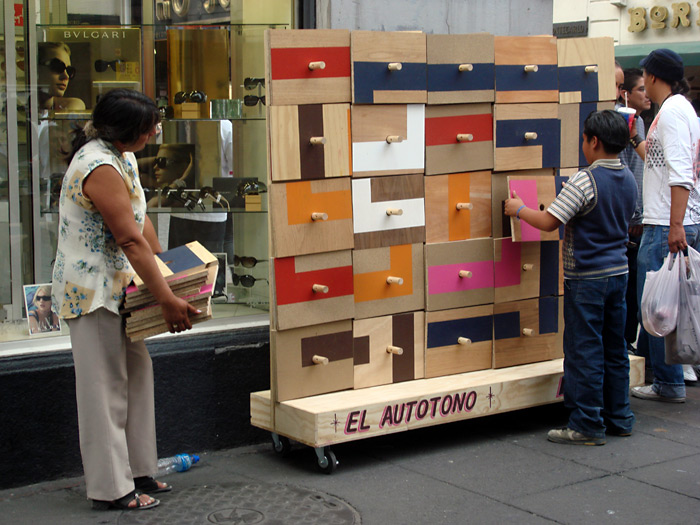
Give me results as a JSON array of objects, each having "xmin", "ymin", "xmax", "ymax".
[{"xmin": 51, "ymin": 139, "xmax": 146, "ymax": 319}]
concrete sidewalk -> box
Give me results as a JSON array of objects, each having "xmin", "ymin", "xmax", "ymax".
[{"xmin": 2, "ymin": 387, "xmax": 699, "ymax": 524}]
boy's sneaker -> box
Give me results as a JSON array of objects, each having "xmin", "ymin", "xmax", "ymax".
[
  {"xmin": 683, "ymin": 364, "xmax": 697, "ymax": 383},
  {"xmin": 631, "ymin": 385, "xmax": 685, "ymax": 403},
  {"xmin": 547, "ymin": 427, "xmax": 606, "ymax": 446}
]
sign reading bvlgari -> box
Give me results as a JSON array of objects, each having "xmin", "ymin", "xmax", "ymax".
[{"xmin": 628, "ymin": 2, "xmax": 700, "ymax": 32}]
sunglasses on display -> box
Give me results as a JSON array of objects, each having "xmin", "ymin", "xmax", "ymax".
[
  {"xmin": 243, "ymin": 95, "xmax": 265, "ymax": 107},
  {"xmin": 94, "ymin": 59, "xmax": 126, "ymax": 72},
  {"xmin": 174, "ymin": 90, "xmax": 207, "ymax": 104},
  {"xmin": 232, "ymin": 274, "xmax": 268, "ymax": 288},
  {"xmin": 35, "ymin": 295, "xmax": 51, "ymax": 302},
  {"xmin": 40, "ymin": 58, "xmax": 76, "ymax": 79},
  {"xmin": 243, "ymin": 77, "xmax": 265, "ymax": 90},
  {"xmin": 159, "ymin": 105, "xmax": 174, "ymax": 119},
  {"xmin": 153, "ymin": 156, "xmax": 181, "ymax": 169},
  {"xmin": 233, "ymin": 255, "xmax": 267, "ymax": 268}
]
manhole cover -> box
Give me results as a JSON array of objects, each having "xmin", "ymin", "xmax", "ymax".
[{"xmin": 118, "ymin": 482, "xmax": 361, "ymax": 524}]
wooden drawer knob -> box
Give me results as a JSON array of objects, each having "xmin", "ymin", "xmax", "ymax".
[
  {"xmin": 522, "ymin": 328, "xmax": 534, "ymax": 337},
  {"xmin": 458, "ymin": 63, "xmax": 473, "ymax": 72},
  {"xmin": 523, "ymin": 64, "xmax": 538, "ymax": 73},
  {"xmin": 311, "ymin": 212, "xmax": 328, "ymax": 221},
  {"xmin": 456, "ymin": 133, "xmax": 473, "ymax": 142},
  {"xmin": 386, "ymin": 208, "xmax": 403, "ymax": 216},
  {"xmin": 522, "ymin": 263, "xmax": 534, "ymax": 271},
  {"xmin": 386, "ymin": 276, "xmax": 404, "ymax": 285},
  {"xmin": 308, "ymin": 61, "xmax": 326, "ymax": 70},
  {"xmin": 312, "ymin": 284, "xmax": 329, "ymax": 294},
  {"xmin": 458, "ymin": 270, "xmax": 472, "ymax": 278},
  {"xmin": 457, "ymin": 337, "xmax": 472, "ymax": 345},
  {"xmin": 312, "ymin": 354, "xmax": 329, "ymax": 365},
  {"xmin": 585, "ymin": 65, "xmax": 598, "ymax": 73},
  {"xmin": 456, "ymin": 202, "xmax": 473, "ymax": 210},
  {"xmin": 386, "ymin": 135, "xmax": 404, "ymax": 144},
  {"xmin": 309, "ymin": 136, "xmax": 326, "ymax": 145},
  {"xmin": 523, "ymin": 132, "xmax": 538, "ymax": 141},
  {"xmin": 386, "ymin": 345, "xmax": 404, "ymax": 355},
  {"xmin": 387, "ymin": 62, "xmax": 402, "ymax": 71}
]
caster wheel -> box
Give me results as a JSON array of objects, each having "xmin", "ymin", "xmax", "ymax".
[
  {"xmin": 271, "ymin": 433, "xmax": 291, "ymax": 457},
  {"xmin": 316, "ymin": 446, "xmax": 338, "ymax": 474}
]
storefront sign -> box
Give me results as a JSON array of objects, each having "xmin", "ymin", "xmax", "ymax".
[
  {"xmin": 628, "ymin": 2, "xmax": 700, "ymax": 32},
  {"xmin": 14, "ymin": 4, "xmax": 23, "ymax": 27},
  {"xmin": 553, "ymin": 20, "xmax": 589, "ymax": 38}
]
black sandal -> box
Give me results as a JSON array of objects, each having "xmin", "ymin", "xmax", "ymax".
[
  {"xmin": 92, "ymin": 490, "xmax": 160, "ymax": 510},
  {"xmin": 134, "ymin": 476, "xmax": 172, "ymax": 494}
]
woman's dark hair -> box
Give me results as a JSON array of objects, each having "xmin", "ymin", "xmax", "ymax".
[
  {"xmin": 583, "ymin": 109, "xmax": 629, "ymax": 155},
  {"xmin": 670, "ymin": 77, "xmax": 691, "ymax": 96},
  {"xmin": 622, "ymin": 68, "xmax": 643, "ymax": 93},
  {"xmin": 67, "ymin": 89, "xmax": 160, "ymax": 163}
]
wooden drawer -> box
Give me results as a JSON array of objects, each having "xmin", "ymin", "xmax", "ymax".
[
  {"xmin": 559, "ymin": 101, "xmax": 615, "ymax": 169},
  {"xmin": 426, "ymin": 33, "xmax": 495, "ymax": 105},
  {"xmin": 425, "ymin": 239, "xmax": 494, "ymax": 311},
  {"xmin": 494, "ymin": 36, "xmax": 558, "ymax": 104},
  {"xmin": 557, "ymin": 37, "xmax": 616, "ymax": 104},
  {"xmin": 269, "ymin": 104, "xmax": 352, "ymax": 182},
  {"xmin": 272, "ymin": 250, "xmax": 354, "ymax": 331},
  {"xmin": 425, "ymin": 103, "xmax": 493, "ymax": 175},
  {"xmin": 354, "ymin": 311, "xmax": 425, "ymax": 389},
  {"xmin": 494, "ymin": 237, "xmax": 560, "ymax": 304},
  {"xmin": 351, "ymin": 30, "xmax": 427, "ymax": 104},
  {"xmin": 506, "ymin": 173, "xmax": 565, "ymax": 242},
  {"xmin": 352, "ymin": 174, "xmax": 425, "ymax": 249},
  {"xmin": 491, "ymin": 169, "xmax": 555, "ymax": 239},
  {"xmin": 271, "ymin": 321, "xmax": 354, "ymax": 402},
  {"xmin": 425, "ymin": 170, "xmax": 492, "ymax": 243},
  {"xmin": 352, "ymin": 104, "xmax": 425, "ymax": 177},
  {"xmin": 269, "ymin": 178, "xmax": 353, "ymax": 258},
  {"xmin": 425, "ymin": 305, "xmax": 493, "ymax": 378},
  {"xmin": 493, "ymin": 103, "xmax": 560, "ymax": 171},
  {"xmin": 493, "ymin": 297, "xmax": 563, "ymax": 368},
  {"xmin": 353, "ymin": 243, "xmax": 425, "ymax": 319},
  {"xmin": 267, "ymin": 29, "xmax": 351, "ymax": 106}
]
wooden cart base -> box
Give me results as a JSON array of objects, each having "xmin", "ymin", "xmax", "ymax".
[{"xmin": 251, "ymin": 356, "xmax": 645, "ymax": 472}]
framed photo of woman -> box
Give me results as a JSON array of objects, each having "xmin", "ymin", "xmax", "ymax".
[{"xmin": 23, "ymin": 283, "xmax": 62, "ymax": 335}]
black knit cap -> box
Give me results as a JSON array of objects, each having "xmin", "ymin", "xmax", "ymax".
[{"xmin": 639, "ymin": 48, "xmax": 684, "ymax": 83}]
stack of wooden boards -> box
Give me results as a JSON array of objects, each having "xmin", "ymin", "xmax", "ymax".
[{"xmin": 122, "ymin": 241, "xmax": 218, "ymax": 341}]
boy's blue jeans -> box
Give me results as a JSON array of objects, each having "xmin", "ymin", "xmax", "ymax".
[
  {"xmin": 563, "ymin": 274, "xmax": 635, "ymax": 438},
  {"xmin": 636, "ymin": 224, "xmax": 700, "ymax": 398}
]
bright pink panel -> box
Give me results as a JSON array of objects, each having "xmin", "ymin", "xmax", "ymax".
[
  {"xmin": 428, "ymin": 261, "xmax": 494, "ymax": 295},
  {"xmin": 508, "ymin": 179, "xmax": 540, "ymax": 241},
  {"xmin": 494, "ymin": 238, "xmax": 522, "ymax": 288}
]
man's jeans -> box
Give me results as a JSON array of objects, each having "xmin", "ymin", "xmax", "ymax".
[
  {"xmin": 564, "ymin": 274, "xmax": 635, "ymax": 438},
  {"xmin": 637, "ymin": 224, "xmax": 700, "ymax": 398}
]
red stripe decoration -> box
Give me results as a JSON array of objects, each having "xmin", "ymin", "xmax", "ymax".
[
  {"xmin": 274, "ymin": 257, "xmax": 354, "ymax": 306},
  {"xmin": 270, "ymin": 46, "xmax": 351, "ymax": 80},
  {"xmin": 425, "ymin": 113, "xmax": 493, "ymax": 147}
]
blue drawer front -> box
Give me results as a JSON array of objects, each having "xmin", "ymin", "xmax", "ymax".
[
  {"xmin": 494, "ymin": 311, "xmax": 521, "ymax": 340},
  {"xmin": 353, "ymin": 61, "xmax": 427, "ymax": 103},
  {"xmin": 427, "ymin": 63, "xmax": 495, "ymax": 92},
  {"xmin": 539, "ymin": 240, "xmax": 560, "ymax": 297},
  {"xmin": 577, "ymin": 102, "xmax": 600, "ymax": 166},
  {"xmin": 495, "ymin": 64, "xmax": 558, "ymax": 92},
  {"xmin": 538, "ymin": 296, "xmax": 559, "ymax": 335},
  {"xmin": 495, "ymin": 118, "xmax": 560, "ymax": 167},
  {"xmin": 559, "ymin": 65, "xmax": 599, "ymax": 102},
  {"xmin": 427, "ymin": 315, "xmax": 493, "ymax": 348}
]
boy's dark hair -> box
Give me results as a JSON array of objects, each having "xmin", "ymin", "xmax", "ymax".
[
  {"xmin": 582, "ymin": 109, "xmax": 628, "ymax": 154},
  {"xmin": 622, "ymin": 68, "xmax": 643, "ymax": 92}
]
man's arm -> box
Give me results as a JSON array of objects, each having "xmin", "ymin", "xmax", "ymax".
[{"xmin": 668, "ymin": 185, "xmax": 689, "ymax": 253}]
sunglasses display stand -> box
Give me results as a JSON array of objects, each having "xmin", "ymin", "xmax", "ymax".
[{"xmin": 250, "ymin": 29, "xmax": 645, "ymax": 474}]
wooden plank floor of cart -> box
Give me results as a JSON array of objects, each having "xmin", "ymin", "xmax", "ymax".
[{"xmin": 251, "ymin": 355, "xmax": 645, "ymax": 449}]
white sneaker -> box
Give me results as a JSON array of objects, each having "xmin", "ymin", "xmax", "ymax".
[{"xmin": 683, "ymin": 364, "xmax": 697, "ymax": 382}]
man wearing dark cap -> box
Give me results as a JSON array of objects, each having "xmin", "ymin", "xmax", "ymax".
[{"xmin": 632, "ymin": 49, "xmax": 700, "ymax": 403}]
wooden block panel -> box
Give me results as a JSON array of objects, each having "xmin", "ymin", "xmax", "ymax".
[
  {"xmin": 425, "ymin": 239, "xmax": 494, "ymax": 311},
  {"xmin": 507, "ymin": 174, "xmax": 562, "ymax": 242},
  {"xmin": 494, "ymin": 237, "xmax": 560, "ymax": 304},
  {"xmin": 559, "ymin": 101, "xmax": 615, "ymax": 168},
  {"xmin": 270, "ymin": 178, "xmax": 353, "ymax": 258},
  {"xmin": 353, "ymin": 243, "xmax": 425, "ymax": 319},
  {"xmin": 269, "ymin": 103, "xmax": 352, "ymax": 182},
  {"xmin": 352, "ymin": 104, "xmax": 425, "ymax": 177},
  {"xmin": 425, "ymin": 171, "xmax": 491, "ymax": 244},
  {"xmin": 426, "ymin": 33, "xmax": 495, "ymax": 105},
  {"xmin": 425, "ymin": 305, "xmax": 493, "ymax": 378},
  {"xmin": 351, "ymin": 30, "xmax": 427, "ymax": 104},
  {"xmin": 494, "ymin": 36, "xmax": 558, "ymax": 104},
  {"xmin": 266, "ymin": 29, "xmax": 351, "ymax": 106},
  {"xmin": 352, "ymin": 174, "xmax": 425, "ymax": 249},
  {"xmin": 557, "ymin": 37, "xmax": 616, "ymax": 104},
  {"xmin": 272, "ymin": 250, "xmax": 354, "ymax": 331},
  {"xmin": 491, "ymin": 169, "xmax": 555, "ymax": 239},
  {"xmin": 494, "ymin": 103, "xmax": 560, "ymax": 171},
  {"xmin": 272, "ymin": 320, "xmax": 354, "ymax": 402},
  {"xmin": 425, "ymin": 103, "xmax": 493, "ymax": 175},
  {"xmin": 353, "ymin": 311, "xmax": 425, "ymax": 389},
  {"xmin": 493, "ymin": 297, "xmax": 564, "ymax": 368}
]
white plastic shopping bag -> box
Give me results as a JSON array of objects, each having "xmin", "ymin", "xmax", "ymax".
[
  {"xmin": 641, "ymin": 252, "xmax": 681, "ymax": 337},
  {"xmin": 665, "ymin": 246, "xmax": 700, "ymax": 365}
]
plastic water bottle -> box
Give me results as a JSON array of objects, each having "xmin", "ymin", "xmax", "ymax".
[{"xmin": 156, "ymin": 453, "xmax": 200, "ymax": 476}]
